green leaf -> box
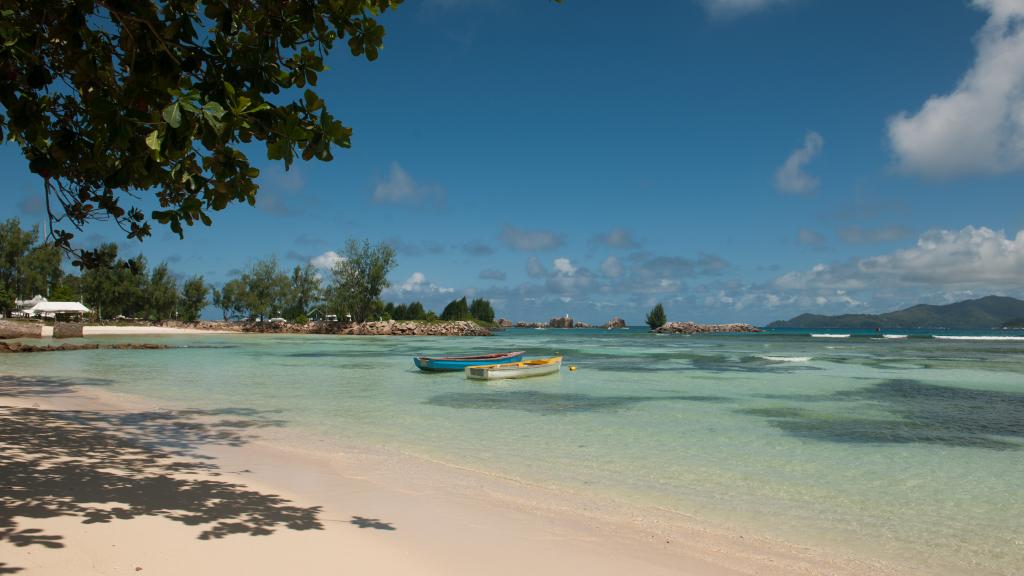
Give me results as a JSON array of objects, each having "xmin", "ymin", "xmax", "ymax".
[
  {"xmin": 204, "ymin": 115, "xmax": 225, "ymax": 135},
  {"xmin": 202, "ymin": 101, "xmax": 226, "ymax": 119},
  {"xmin": 202, "ymin": 102, "xmax": 227, "ymax": 134},
  {"xmin": 162, "ymin": 102, "xmax": 182, "ymax": 128},
  {"xmin": 304, "ymin": 89, "xmax": 322, "ymax": 111},
  {"xmin": 145, "ymin": 130, "xmax": 162, "ymax": 151}
]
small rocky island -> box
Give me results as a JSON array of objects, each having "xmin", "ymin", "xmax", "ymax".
[
  {"xmin": 496, "ymin": 316, "xmax": 627, "ymax": 329},
  {"xmin": 653, "ymin": 322, "xmax": 761, "ymax": 334}
]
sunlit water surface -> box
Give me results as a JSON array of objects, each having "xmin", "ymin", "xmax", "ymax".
[{"xmin": 4, "ymin": 328, "xmax": 1024, "ymax": 574}]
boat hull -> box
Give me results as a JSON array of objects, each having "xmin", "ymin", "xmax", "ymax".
[
  {"xmin": 465, "ymin": 357, "xmax": 563, "ymax": 380},
  {"xmin": 414, "ymin": 352, "xmax": 524, "ymax": 372}
]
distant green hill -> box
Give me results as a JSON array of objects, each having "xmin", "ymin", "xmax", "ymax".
[{"xmin": 767, "ymin": 296, "xmax": 1024, "ymax": 329}]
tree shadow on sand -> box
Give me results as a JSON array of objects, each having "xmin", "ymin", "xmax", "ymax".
[
  {"xmin": 0, "ymin": 390, "xmax": 323, "ymax": 571},
  {"xmin": 0, "ymin": 374, "xmax": 115, "ymax": 398},
  {"xmin": 350, "ymin": 516, "xmax": 396, "ymax": 531}
]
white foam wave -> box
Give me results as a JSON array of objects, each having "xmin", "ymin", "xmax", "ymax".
[
  {"xmin": 933, "ymin": 336, "xmax": 1024, "ymax": 341},
  {"xmin": 758, "ymin": 356, "xmax": 812, "ymax": 363},
  {"xmin": 811, "ymin": 334, "xmax": 850, "ymax": 338},
  {"xmin": 882, "ymin": 335, "xmax": 908, "ymax": 339}
]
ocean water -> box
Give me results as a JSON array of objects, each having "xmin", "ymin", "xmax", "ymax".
[{"xmin": 4, "ymin": 328, "xmax": 1024, "ymax": 574}]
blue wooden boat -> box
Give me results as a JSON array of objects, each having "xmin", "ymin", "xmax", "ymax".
[{"xmin": 414, "ymin": 351, "xmax": 524, "ymax": 372}]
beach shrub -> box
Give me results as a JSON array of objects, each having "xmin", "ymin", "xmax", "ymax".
[{"xmin": 646, "ymin": 303, "xmax": 667, "ymax": 330}]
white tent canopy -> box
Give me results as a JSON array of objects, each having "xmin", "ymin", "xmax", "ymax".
[{"xmin": 26, "ymin": 301, "xmax": 92, "ymax": 316}]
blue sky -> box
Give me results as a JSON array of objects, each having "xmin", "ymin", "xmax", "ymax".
[{"xmin": 5, "ymin": 0, "xmax": 1024, "ymax": 324}]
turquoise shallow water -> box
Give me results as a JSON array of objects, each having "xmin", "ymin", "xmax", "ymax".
[{"xmin": 4, "ymin": 328, "xmax": 1024, "ymax": 574}]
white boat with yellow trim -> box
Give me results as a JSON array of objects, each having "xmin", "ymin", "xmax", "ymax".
[{"xmin": 465, "ymin": 356, "xmax": 563, "ymax": 380}]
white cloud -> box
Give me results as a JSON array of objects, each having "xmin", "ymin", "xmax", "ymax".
[
  {"xmin": 372, "ymin": 162, "xmax": 444, "ymax": 205},
  {"xmin": 546, "ymin": 258, "xmax": 594, "ymax": 294},
  {"xmin": 394, "ymin": 272, "xmax": 454, "ymax": 295},
  {"xmin": 601, "ymin": 255, "xmax": 623, "ymax": 278},
  {"xmin": 777, "ymin": 226, "xmax": 1024, "ymax": 290},
  {"xmin": 310, "ymin": 251, "xmax": 344, "ymax": 270},
  {"xmin": 553, "ymin": 257, "xmax": 577, "ymax": 276},
  {"xmin": 700, "ymin": 0, "xmax": 791, "ymax": 17},
  {"xmin": 888, "ymin": 0, "xmax": 1024, "ymax": 176},
  {"xmin": 859, "ymin": 225, "xmax": 1024, "ymax": 286},
  {"xmin": 500, "ymin": 225, "xmax": 564, "ymax": 251},
  {"xmin": 775, "ymin": 131, "xmax": 824, "ymax": 194}
]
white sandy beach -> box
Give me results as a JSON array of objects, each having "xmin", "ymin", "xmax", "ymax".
[
  {"xmin": 0, "ymin": 377, "xmax": 899, "ymax": 576},
  {"xmin": 36, "ymin": 325, "xmax": 239, "ymax": 337}
]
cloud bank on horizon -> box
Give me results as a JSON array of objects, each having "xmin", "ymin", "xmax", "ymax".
[{"xmin": 303, "ymin": 225, "xmax": 1024, "ymax": 324}]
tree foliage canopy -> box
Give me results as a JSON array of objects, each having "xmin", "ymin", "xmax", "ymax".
[
  {"xmin": 327, "ymin": 239, "xmax": 396, "ymax": 323},
  {"xmin": 439, "ymin": 296, "xmax": 495, "ymax": 323},
  {"xmin": 646, "ymin": 303, "xmax": 666, "ymax": 330},
  {"xmin": 440, "ymin": 296, "xmax": 470, "ymax": 321},
  {"xmin": 0, "ymin": 0, "xmax": 401, "ymax": 266},
  {"xmin": 0, "ymin": 217, "xmax": 64, "ymax": 299},
  {"xmin": 469, "ymin": 297, "xmax": 494, "ymax": 323},
  {"xmin": 179, "ymin": 275, "xmax": 208, "ymax": 322},
  {"xmin": 211, "ymin": 257, "xmax": 323, "ymax": 321}
]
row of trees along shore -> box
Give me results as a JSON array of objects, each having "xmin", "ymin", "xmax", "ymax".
[
  {"xmin": 1, "ymin": 218, "xmax": 209, "ymax": 321},
  {"xmin": 2, "ymin": 220, "xmax": 496, "ymax": 325},
  {"xmin": 213, "ymin": 240, "xmax": 497, "ymax": 325}
]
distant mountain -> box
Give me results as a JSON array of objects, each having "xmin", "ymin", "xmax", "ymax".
[{"xmin": 767, "ymin": 296, "xmax": 1024, "ymax": 330}]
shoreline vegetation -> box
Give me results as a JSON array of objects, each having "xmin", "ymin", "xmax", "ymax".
[{"xmin": 2, "ymin": 220, "xmax": 765, "ymax": 338}]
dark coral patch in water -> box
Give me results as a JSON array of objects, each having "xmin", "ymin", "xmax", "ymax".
[
  {"xmin": 426, "ymin": 391, "xmax": 729, "ymax": 415},
  {"xmin": 743, "ymin": 379, "xmax": 1024, "ymax": 450}
]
